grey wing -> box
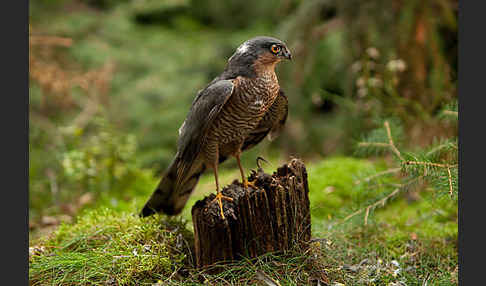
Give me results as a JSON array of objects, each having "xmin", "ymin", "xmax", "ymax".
[
  {"xmin": 241, "ymin": 89, "xmax": 288, "ymax": 152},
  {"xmin": 177, "ymin": 79, "xmax": 234, "ymax": 164}
]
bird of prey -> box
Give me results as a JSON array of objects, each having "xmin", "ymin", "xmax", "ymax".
[{"xmin": 141, "ymin": 36, "xmax": 291, "ymax": 219}]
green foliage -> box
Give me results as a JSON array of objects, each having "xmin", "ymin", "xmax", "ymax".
[
  {"xmin": 351, "ymin": 105, "xmax": 458, "ymax": 229},
  {"xmin": 362, "ymin": 121, "xmax": 457, "ymax": 196},
  {"xmin": 29, "ymin": 110, "xmax": 148, "ymax": 221},
  {"xmin": 61, "ymin": 120, "xmax": 137, "ymax": 189}
]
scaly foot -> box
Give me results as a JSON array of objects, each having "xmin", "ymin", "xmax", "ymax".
[
  {"xmin": 211, "ymin": 192, "xmax": 234, "ymax": 219},
  {"xmin": 243, "ymin": 178, "xmax": 257, "ymax": 190}
]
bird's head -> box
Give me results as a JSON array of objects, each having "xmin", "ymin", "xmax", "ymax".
[{"xmin": 227, "ymin": 36, "xmax": 291, "ymax": 76}]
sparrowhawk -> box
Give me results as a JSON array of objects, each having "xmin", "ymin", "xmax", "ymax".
[{"xmin": 141, "ymin": 36, "xmax": 291, "ymax": 219}]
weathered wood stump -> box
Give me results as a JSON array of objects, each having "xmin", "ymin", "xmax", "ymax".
[{"xmin": 191, "ymin": 158, "xmax": 311, "ymax": 270}]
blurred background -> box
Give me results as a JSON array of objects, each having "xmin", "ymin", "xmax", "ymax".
[{"xmin": 29, "ymin": 0, "xmax": 457, "ymax": 232}]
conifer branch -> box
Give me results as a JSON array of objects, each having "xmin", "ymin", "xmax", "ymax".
[
  {"xmin": 354, "ymin": 167, "xmax": 401, "ymax": 185},
  {"xmin": 351, "ymin": 110, "xmax": 457, "ymax": 226},
  {"xmin": 342, "ymin": 188, "xmax": 401, "ymax": 224},
  {"xmin": 384, "ymin": 121, "xmax": 404, "ymax": 161},
  {"xmin": 447, "ymin": 167, "xmax": 453, "ymax": 197},
  {"xmin": 426, "ymin": 141, "xmax": 457, "ymax": 156},
  {"xmin": 404, "ymin": 161, "xmax": 457, "ymax": 196},
  {"xmin": 404, "ymin": 161, "xmax": 457, "ymax": 169},
  {"xmin": 357, "ymin": 121, "xmax": 404, "ymax": 161}
]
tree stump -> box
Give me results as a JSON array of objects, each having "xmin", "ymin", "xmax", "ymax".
[{"xmin": 191, "ymin": 158, "xmax": 311, "ymax": 270}]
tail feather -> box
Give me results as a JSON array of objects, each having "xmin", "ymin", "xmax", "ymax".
[{"xmin": 140, "ymin": 157, "xmax": 205, "ymax": 217}]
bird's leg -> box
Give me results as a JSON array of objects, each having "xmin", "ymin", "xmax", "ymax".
[
  {"xmin": 210, "ymin": 162, "xmax": 233, "ymax": 219},
  {"xmin": 235, "ymin": 152, "xmax": 256, "ymax": 189}
]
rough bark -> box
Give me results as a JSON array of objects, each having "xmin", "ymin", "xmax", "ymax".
[{"xmin": 191, "ymin": 158, "xmax": 311, "ymax": 271}]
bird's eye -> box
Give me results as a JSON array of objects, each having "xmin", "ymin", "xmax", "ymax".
[{"xmin": 270, "ymin": 44, "xmax": 281, "ymax": 54}]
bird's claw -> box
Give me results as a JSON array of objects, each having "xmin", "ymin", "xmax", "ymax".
[
  {"xmin": 256, "ymin": 156, "xmax": 270, "ymax": 169},
  {"xmin": 211, "ymin": 192, "xmax": 233, "ymax": 219},
  {"xmin": 243, "ymin": 178, "xmax": 257, "ymax": 190}
]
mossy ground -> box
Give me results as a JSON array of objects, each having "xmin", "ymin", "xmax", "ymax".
[{"xmin": 29, "ymin": 157, "xmax": 458, "ymax": 285}]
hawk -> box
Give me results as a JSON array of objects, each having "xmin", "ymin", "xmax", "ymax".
[{"xmin": 141, "ymin": 36, "xmax": 291, "ymax": 219}]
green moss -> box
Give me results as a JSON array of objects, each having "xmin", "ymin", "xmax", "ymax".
[
  {"xmin": 307, "ymin": 157, "xmax": 388, "ymax": 222},
  {"xmin": 29, "ymin": 208, "xmax": 193, "ymax": 285}
]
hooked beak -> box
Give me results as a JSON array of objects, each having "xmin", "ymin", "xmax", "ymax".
[{"xmin": 282, "ymin": 47, "xmax": 292, "ymax": 60}]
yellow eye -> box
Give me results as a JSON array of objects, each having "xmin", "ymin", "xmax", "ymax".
[{"xmin": 271, "ymin": 44, "xmax": 280, "ymax": 54}]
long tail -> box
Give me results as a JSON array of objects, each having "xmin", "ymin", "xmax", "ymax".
[{"xmin": 140, "ymin": 156, "xmax": 205, "ymax": 217}]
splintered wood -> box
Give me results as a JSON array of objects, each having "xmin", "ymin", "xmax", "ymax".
[{"xmin": 191, "ymin": 158, "xmax": 311, "ymax": 271}]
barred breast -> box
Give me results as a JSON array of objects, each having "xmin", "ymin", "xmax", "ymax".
[{"xmin": 203, "ymin": 72, "xmax": 280, "ymax": 161}]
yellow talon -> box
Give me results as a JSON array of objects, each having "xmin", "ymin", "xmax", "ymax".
[
  {"xmin": 211, "ymin": 192, "xmax": 233, "ymax": 219},
  {"xmin": 243, "ymin": 178, "xmax": 257, "ymax": 190}
]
